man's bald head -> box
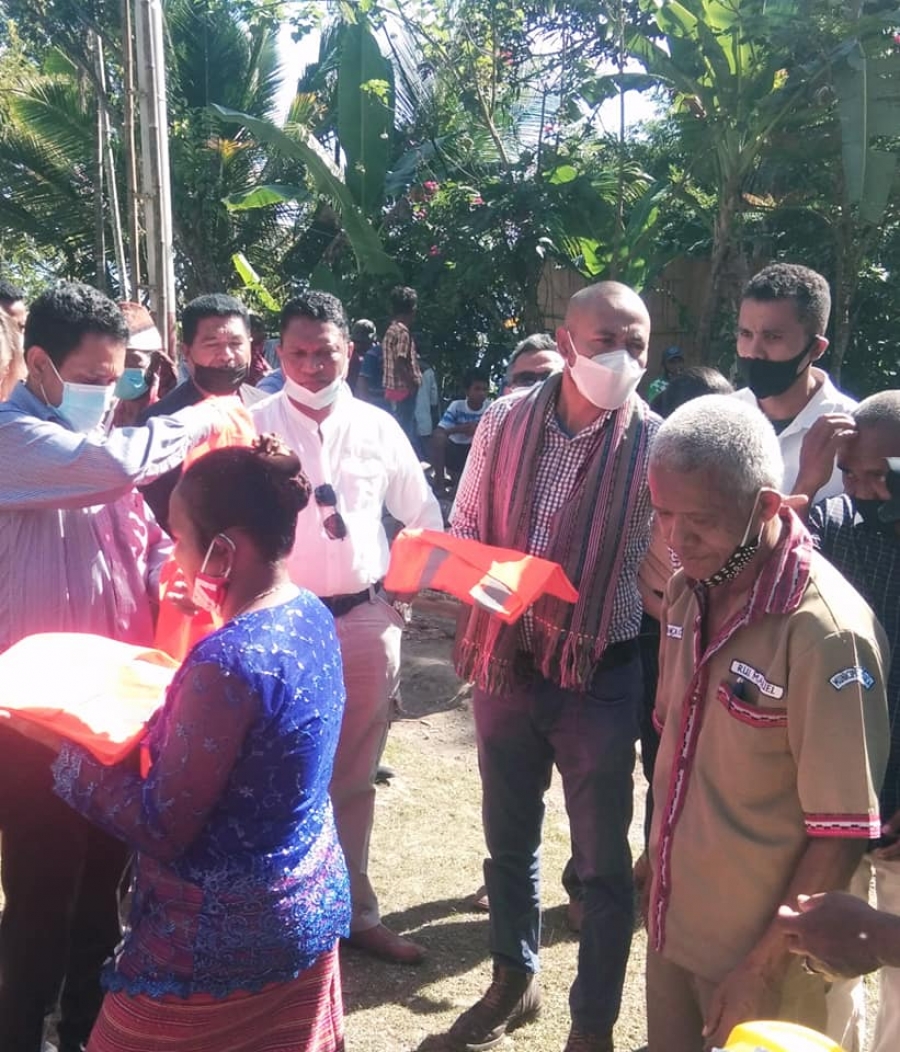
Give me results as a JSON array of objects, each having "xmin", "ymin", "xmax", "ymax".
[
  {"xmin": 558, "ymin": 281, "xmax": 651, "ymax": 368},
  {"xmin": 566, "ymin": 281, "xmax": 650, "ymax": 328}
]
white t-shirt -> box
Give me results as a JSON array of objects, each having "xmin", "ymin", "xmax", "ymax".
[
  {"xmin": 439, "ymin": 397, "xmax": 493, "ymax": 445},
  {"xmin": 733, "ymin": 369, "xmax": 857, "ymax": 502},
  {"xmin": 251, "ymin": 386, "xmax": 443, "ymax": 597}
]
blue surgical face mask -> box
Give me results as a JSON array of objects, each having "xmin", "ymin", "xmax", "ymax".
[
  {"xmin": 43, "ymin": 361, "xmax": 116, "ymax": 434},
  {"xmin": 115, "ymin": 367, "xmax": 149, "ymax": 401}
]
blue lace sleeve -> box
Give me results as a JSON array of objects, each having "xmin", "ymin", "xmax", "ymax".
[{"xmin": 53, "ymin": 661, "xmax": 258, "ymax": 863}]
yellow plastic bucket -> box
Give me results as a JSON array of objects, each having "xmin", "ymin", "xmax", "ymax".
[{"xmin": 719, "ymin": 1020, "xmax": 844, "ymax": 1052}]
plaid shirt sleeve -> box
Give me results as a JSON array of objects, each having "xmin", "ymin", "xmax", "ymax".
[{"xmin": 382, "ymin": 323, "xmax": 421, "ymax": 392}]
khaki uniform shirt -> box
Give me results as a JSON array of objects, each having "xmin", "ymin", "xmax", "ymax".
[{"xmin": 649, "ymin": 513, "xmax": 889, "ymax": 982}]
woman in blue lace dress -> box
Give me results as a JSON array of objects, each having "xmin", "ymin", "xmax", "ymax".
[{"xmin": 36, "ymin": 437, "xmax": 349, "ymax": 1051}]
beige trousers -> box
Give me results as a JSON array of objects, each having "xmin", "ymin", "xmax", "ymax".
[{"xmin": 330, "ymin": 594, "xmax": 403, "ymax": 933}]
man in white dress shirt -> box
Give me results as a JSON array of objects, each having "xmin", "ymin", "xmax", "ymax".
[
  {"xmin": 252, "ymin": 291, "xmax": 443, "ymax": 964},
  {"xmin": 733, "ymin": 263, "xmax": 856, "ymax": 503}
]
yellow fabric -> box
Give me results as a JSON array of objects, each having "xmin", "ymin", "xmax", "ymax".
[{"xmin": 724, "ymin": 1020, "xmax": 842, "ymax": 1051}]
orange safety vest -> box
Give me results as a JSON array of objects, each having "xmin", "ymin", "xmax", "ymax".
[
  {"xmin": 0, "ymin": 633, "xmax": 177, "ymax": 765},
  {"xmin": 384, "ymin": 528, "xmax": 578, "ymax": 624}
]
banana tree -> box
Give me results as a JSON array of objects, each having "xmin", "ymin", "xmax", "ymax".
[{"xmin": 627, "ymin": 0, "xmax": 831, "ymax": 361}]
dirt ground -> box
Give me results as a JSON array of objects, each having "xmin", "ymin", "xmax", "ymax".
[{"xmin": 341, "ymin": 607, "xmax": 651, "ymax": 1052}]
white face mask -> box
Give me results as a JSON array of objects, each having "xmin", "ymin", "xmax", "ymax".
[
  {"xmin": 567, "ymin": 344, "xmax": 645, "ymax": 410},
  {"xmin": 283, "ymin": 373, "xmax": 343, "ymax": 411}
]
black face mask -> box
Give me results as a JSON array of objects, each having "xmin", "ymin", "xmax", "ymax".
[
  {"xmin": 852, "ymin": 498, "xmax": 891, "ymax": 532},
  {"xmin": 699, "ymin": 494, "xmax": 762, "ymax": 588},
  {"xmin": 739, "ymin": 336, "xmax": 818, "ymax": 401},
  {"xmin": 192, "ymin": 362, "xmax": 248, "ymax": 395}
]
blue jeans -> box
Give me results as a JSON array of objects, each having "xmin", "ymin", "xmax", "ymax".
[{"xmin": 473, "ymin": 648, "xmax": 641, "ymax": 1035}]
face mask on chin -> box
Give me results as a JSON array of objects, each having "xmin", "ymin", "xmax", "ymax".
[
  {"xmin": 190, "ymin": 533, "xmax": 235, "ymax": 614},
  {"xmin": 739, "ymin": 336, "xmax": 818, "ymax": 400},
  {"xmin": 191, "ymin": 361, "xmax": 249, "ymax": 395},
  {"xmin": 699, "ymin": 494, "xmax": 764, "ymax": 588},
  {"xmin": 283, "ymin": 373, "xmax": 343, "ymax": 411},
  {"xmin": 567, "ymin": 338, "xmax": 645, "ymax": 410},
  {"xmin": 42, "ymin": 360, "xmax": 116, "ymax": 434}
]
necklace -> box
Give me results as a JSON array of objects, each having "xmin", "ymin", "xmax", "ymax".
[{"xmin": 231, "ymin": 583, "xmax": 292, "ymax": 620}]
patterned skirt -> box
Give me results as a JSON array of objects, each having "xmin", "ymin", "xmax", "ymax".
[{"xmin": 86, "ymin": 945, "xmax": 344, "ymax": 1052}]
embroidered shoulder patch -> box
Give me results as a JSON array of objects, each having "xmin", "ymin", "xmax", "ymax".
[
  {"xmin": 729, "ymin": 659, "xmax": 785, "ymax": 700},
  {"xmin": 829, "ymin": 667, "xmax": 875, "ymax": 691},
  {"xmin": 666, "ymin": 623, "xmax": 683, "ymax": 639}
]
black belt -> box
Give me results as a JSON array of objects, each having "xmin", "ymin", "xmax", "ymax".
[{"xmin": 320, "ymin": 582, "xmax": 381, "ymax": 619}]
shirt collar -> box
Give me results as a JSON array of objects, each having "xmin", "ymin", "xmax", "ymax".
[{"xmin": 9, "ymin": 380, "xmax": 63, "ymax": 424}]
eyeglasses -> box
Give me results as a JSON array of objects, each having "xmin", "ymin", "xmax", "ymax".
[
  {"xmin": 509, "ymin": 370, "xmax": 555, "ymax": 389},
  {"xmin": 314, "ymin": 484, "xmax": 348, "ymax": 541}
]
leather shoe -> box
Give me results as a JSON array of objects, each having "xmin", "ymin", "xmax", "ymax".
[
  {"xmin": 345, "ymin": 923, "xmax": 426, "ymax": 965},
  {"xmin": 562, "ymin": 1027, "xmax": 613, "ymax": 1052},
  {"xmin": 470, "ymin": 884, "xmax": 490, "ymax": 912},
  {"xmin": 448, "ymin": 965, "xmax": 541, "ymax": 1049},
  {"xmin": 566, "ymin": 896, "xmax": 584, "ymax": 933}
]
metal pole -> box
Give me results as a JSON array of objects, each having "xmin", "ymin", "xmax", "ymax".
[{"xmin": 122, "ymin": 0, "xmax": 143, "ymax": 294}]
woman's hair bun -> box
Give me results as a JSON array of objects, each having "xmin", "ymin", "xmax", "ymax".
[{"xmin": 253, "ymin": 433, "xmax": 311, "ymax": 512}]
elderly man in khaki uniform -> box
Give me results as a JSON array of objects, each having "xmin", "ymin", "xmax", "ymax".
[{"xmin": 645, "ymin": 395, "xmax": 889, "ymax": 1052}]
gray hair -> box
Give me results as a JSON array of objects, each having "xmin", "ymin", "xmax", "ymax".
[
  {"xmin": 853, "ymin": 391, "xmax": 900, "ymax": 437},
  {"xmin": 650, "ymin": 395, "xmax": 784, "ymax": 505}
]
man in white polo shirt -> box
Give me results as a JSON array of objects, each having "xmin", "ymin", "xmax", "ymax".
[
  {"xmin": 734, "ymin": 263, "xmax": 856, "ymax": 502},
  {"xmin": 252, "ymin": 290, "xmax": 443, "ymax": 964}
]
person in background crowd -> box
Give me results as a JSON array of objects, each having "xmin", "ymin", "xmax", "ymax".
[
  {"xmin": 0, "ymin": 281, "xmax": 225, "ymax": 1052},
  {"xmin": 346, "ymin": 318, "xmax": 373, "ymax": 394},
  {"xmin": 646, "ymin": 395, "xmax": 888, "ymax": 1052},
  {"xmin": 355, "ymin": 319, "xmax": 386, "ymax": 411},
  {"xmin": 647, "ymin": 345, "xmax": 684, "ymax": 401},
  {"xmin": 449, "ymin": 282, "xmax": 657, "ymax": 1052},
  {"xmin": 649, "ymin": 364, "xmax": 733, "ymax": 418},
  {"xmin": 112, "ymin": 302, "xmax": 178, "ymax": 428},
  {"xmin": 414, "ymin": 356, "xmax": 440, "ymax": 461},
  {"xmin": 138, "ymin": 293, "xmax": 266, "ymax": 532},
  {"xmin": 248, "ymin": 314, "xmax": 272, "ymax": 386},
  {"xmin": 0, "ymin": 308, "xmax": 25, "ymax": 400},
  {"xmin": 734, "ymin": 263, "xmax": 856, "ymax": 502},
  {"xmin": 793, "ymin": 389, "xmax": 900, "ymax": 1052},
  {"xmin": 430, "ymin": 367, "xmax": 492, "ymax": 493},
  {"xmin": 382, "ymin": 286, "xmax": 421, "ymax": 439},
  {"xmin": 3, "ymin": 439, "xmax": 350, "ymax": 1052},
  {"xmin": 252, "ymin": 291, "xmax": 443, "ymax": 965},
  {"xmin": 0, "ymin": 278, "xmax": 27, "ymax": 335},
  {"xmin": 504, "ymin": 333, "xmax": 565, "ymax": 393}
]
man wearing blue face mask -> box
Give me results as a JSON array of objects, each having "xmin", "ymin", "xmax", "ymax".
[
  {"xmin": 733, "ymin": 263, "xmax": 856, "ymax": 503},
  {"xmin": 0, "ymin": 281, "xmax": 229, "ymax": 1052},
  {"xmin": 448, "ymin": 282, "xmax": 658, "ymax": 1052}
]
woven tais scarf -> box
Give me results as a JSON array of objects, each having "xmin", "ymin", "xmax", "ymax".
[{"xmin": 454, "ymin": 373, "xmax": 651, "ymax": 692}]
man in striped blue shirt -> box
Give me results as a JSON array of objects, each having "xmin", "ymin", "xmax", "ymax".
[{"xmin": 797, "ymin": 389, "xmax": 900, "ymax": 1052}]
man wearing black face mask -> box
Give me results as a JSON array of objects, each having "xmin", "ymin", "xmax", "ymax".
[
  {"xmin": 796, "ymin": 390, "xmax": 900, "ymax": 1052},
  {"xmin": 734, "ymin": 263, "xmax": 855, "ymax": 503},
  {"xmin": 138, "ymin": 293, "xmax": 266, "ymax": 532}
]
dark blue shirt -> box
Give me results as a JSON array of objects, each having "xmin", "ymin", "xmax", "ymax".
[{"xmin": 810, "ymin": 495, "xmax": 900, "ymax": 825}]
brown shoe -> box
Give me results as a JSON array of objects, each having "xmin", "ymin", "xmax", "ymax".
[
  {"xmin": 470, "ymin": 885, "xmax": 490, "ymax": 912},
  {"xmin": 562, "ymin": 1027, "xmax": 613, "ymax": 1052},
  {"xmin": 566, "ymin": 896, "xmax": 584, "ymax": 933},
  {"xmin": 448, "ymin": 965, "xmax": 541, "ymax": 1049},
  {"xmin": 345, "ymin": 923, "xmax": 426, "ymax": 965}
]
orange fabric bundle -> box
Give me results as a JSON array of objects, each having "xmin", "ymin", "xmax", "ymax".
[
  {"xmin": 0, "ymin": 633, "xmax": 177, "ymax": 764},
  {"xmin": 384, "ymin": 528, "xmax": 578, "ymax": 624},
  {"xmin": 154, "ymin": 396, "xmax": 257, "ymax": 661}
]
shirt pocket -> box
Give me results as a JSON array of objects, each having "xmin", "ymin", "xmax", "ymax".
[
  {"xmin": 716, "ymin": 680, "xmax": 788, "ymax": 730},
  {"xmin": 339, "ymin": 455, "xmax": 386, "ymax": 509}
]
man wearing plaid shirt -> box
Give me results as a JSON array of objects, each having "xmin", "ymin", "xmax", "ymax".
[
  {"xmin": 381, "ymin": 285, "xmax": 422, "ymax": 441},
  {"xmin": 447, "ymin": 282, "xmax": 658, "ymax": 1052}
]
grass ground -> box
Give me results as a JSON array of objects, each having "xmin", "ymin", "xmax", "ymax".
[{"xmin": 341, "ymin": 612, "xmax": 650, "ymax": 1052}]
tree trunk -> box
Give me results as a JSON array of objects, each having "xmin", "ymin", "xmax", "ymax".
[
  {"xmin": 122, "ymin": 0, "xmax": 142, "ymax": 295},
  {"xmin": 694, "ymin": 184, "xmax": 738, "ymax": 364}
]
